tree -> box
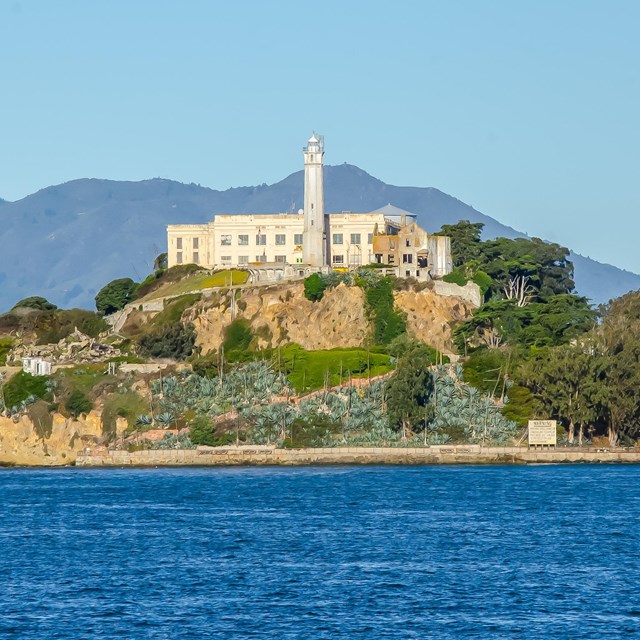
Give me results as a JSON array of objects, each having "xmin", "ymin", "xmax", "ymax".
[
  {"xmin": 436, "ymin": 221, "xmax": 484, "ymax": 267},
  {"xmin": 12, "ymin": 296, "xmax": 58, "ymax": 312},
  {"xmin": 385, "ymin": 343, "xmax": 434, "ymax": 439},
  {"xmin": 154, "ymin": 253, "xmax": 168, "ymax": 271},
  {"xmin": 95, "ymin": 278, "xmax": 139, "ymax": 315}
]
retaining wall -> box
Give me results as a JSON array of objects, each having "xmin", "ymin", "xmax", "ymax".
[{"xmin": 75, "ymin": 445, "xmax": 640, "ymax": 467}]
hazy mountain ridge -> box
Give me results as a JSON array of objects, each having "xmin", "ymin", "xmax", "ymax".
[{"xmin": 0, "ymin": 165, "xmax": 636, "ymax": 311}]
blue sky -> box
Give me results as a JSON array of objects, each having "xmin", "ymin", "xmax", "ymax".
[{"xmin": 1, "ymin": 0, "xmax": 639, "ymax": 271}]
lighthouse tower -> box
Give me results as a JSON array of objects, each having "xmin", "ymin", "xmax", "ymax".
[{"xmin": 302, "ymin": 133, "xmax": 326, "ymax": 267}]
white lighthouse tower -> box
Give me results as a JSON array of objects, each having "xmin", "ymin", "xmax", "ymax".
[{"xmin": 302, "ymin": 133, "xmax": 326, "ymax": 267}]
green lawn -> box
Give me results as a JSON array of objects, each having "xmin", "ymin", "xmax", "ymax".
[
  {"xmin": 274, "ymin": 344, "xmax": 394, "ymax": 393},
  {"xmin": 141, "ymin": 270, "xmax": 248, "ymax": 301}
]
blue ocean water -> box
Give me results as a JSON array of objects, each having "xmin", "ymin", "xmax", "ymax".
[{"xmin": 1, "ymin": 465, "xmax": 639, "ymax": 639}]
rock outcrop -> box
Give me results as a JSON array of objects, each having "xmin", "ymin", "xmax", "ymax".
[
  {"xmin": 188, "ymin": 281, "xmax": 477, "ymax": 355},
  {"xmin": 0, "ymin": 411, "xmax": 127, "ymax": 466}
]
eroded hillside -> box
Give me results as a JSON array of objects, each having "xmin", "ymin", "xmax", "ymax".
[{"xmin": 183, "ymin": 280, "xmax": 476, "ymax": 355}]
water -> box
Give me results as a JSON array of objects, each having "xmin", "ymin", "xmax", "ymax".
[{"xmin": 1, "ymin": 465, "xmax": 639, "ymax": 639}]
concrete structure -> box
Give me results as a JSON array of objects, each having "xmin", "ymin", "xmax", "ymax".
[
  {"xmin": 167, "ymin": 134, "xmax": 452, "ymax": 279},
  {"xmin": 76, "ymin": 445, "xmax": 640, "ymax": 467},
  {"xmin": 22, "ymin": 356, "xmax": 52, "ymax": 376}
]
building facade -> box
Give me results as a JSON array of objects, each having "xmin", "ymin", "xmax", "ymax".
[{"xmin": 167, "ymin": 135, "xmax": 452, "ymax": 279}]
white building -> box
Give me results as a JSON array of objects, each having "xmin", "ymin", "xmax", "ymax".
[
  {"xmin": 22, "ymin": 356, "xmax": 52, "ymax": 377},
  {"xmin": 167, "ymin": 135, "xmax": 452, "ymax": 279}
]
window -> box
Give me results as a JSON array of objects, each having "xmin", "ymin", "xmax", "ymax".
[
  {"xmin": 332, "ymin": 233, "xmax": 343, "ymax": 245},
  {"xmin": 403, "ymin": 254, "xmax": 413, "ymax": 264},
  {"xmin": 294, "ymin": 233, "xmax": 303, "ymax": 245},
  {"xmin": 350, "ymin": 233, "xmax": 361, "ymax": 245},
  {"xmin": 275, "ymin": 255, "xmax": 287, "ymax": 263},
  {"xmin": 388, "ymin": 254, "xmax": 395, "ymax": 264},
  {"xmin": 368, "ymin": 233, "xmax": 373, "ymax": 245},
  {"xmin": 296, "ymin": 258, "xmax": 303, "ymax": 263},
  {"xmin": 193, "ymin": 251, "xmax": 199, "ymax": 263},
  {"xmin": 176, "ymin": 252, "xmax": 183, "ymax": 264},
  {"xmin": 176, "ymin": 238, "xmax": 182, "ymax": 250},
  {"xmin": 350, "ymin": 254, "xmax": 361, "ymax": 266},
  {"xmin": 238, "ymin": 256, "xmax": 249, "ymax": 264},
  {"xmin": 221, "ymin": 234, "xmax": 232, "ymax": 246},
  {"xmin": 238, "ymin": 234, "xmax": 249, "ymax": 245},
  {"xmin": 221, "ymin": 256, "xmax": 232, "ymax": 264},
  {"xmin": 256, "ymin": 234, "xmax": 266, "ymax": 246},
  {"xmin": 406, "ymin": 239, "xmax": 411, "ymax": 247},
  {"xmin": 405, "ymin": 270, "xmax": 411, "ymax": 277},
  {"xmin": 375, "ymin": 254, "xmax": 383, "ymax": 264},
  {"xmin": 193, "ymin": 237, "xmax": 199, "ymax": 249},
  {"xmin": 332, "ymin": 255, "xmax": 344, "ymax": 264},
  {"xmin": 275, "ymin": 234, "xmax": 286, "ymax": 246},
  {"xmin": 256, "ymin": 254, "xmax": 266, "ymax": 262}
]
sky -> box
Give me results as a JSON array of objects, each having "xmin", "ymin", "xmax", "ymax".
[{"xmin": 1, "ymin": 0, "xmax": 639, "ymax": 272}]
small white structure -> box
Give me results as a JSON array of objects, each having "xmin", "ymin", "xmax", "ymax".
[{"xmin": 22, "ymin": 356, "xmax": 52, "ymax": 377}]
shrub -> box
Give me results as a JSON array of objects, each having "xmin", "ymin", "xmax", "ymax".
[
  {"xmin": 189, "ymin": 414, "xmax": 235, "ymax": 446},
  {"xmin": 65, "ymin": 389, "xmax": 93, "ymax": 418},
  {"xmin": 303, "ymin": 273, "xmax": 326, "ymax": 302},
  {"xmin": 27, "ymin": 400, "xmax": 54, "ymax": 439},
  {"xmin": 443, "ymin": 269, "xmax": 468, "ymax": 287},
  {"xmin": 137, "ymin": 323, "xmax": 197, "ymax": 360},
  {"xmin": 283, "ymin": 414, "xmax": 342, "ymax": 448},
  {"xmin": 95, "ymin": 278, "xmax": 139, "ymax": 315},
  {"xmin": 149, "ymin": 294, "xmax": 201, "ymax": 328},
  {"xmin": 3, "ymin": 371, "xmax": 50, "ymax": 409}
]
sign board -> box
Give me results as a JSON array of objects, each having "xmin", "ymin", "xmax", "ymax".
[{"xmin": 528, "ymin": 420, "xmax": 557, "ymax": 446}]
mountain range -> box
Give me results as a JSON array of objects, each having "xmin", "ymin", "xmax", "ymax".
[{"xmin": 0, "ymin": 164, "xmax": 637, "ymax": 311}]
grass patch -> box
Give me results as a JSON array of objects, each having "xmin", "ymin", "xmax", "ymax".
[
  {"xmin": 53, "ymin": 364, "xmax": 118, "ymax": 399},
  {"xmin": 140, "ymin": 270, "xmax": 248, "ymax": 301},
  {"xmin": 274, "ymin": 344, "xmax": 394, "ymax": 393},
  {"xmin": 148, "ymin": 294, "xmax": 201, "ymax": 328}
]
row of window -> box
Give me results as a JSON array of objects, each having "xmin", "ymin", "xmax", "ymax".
[
  {"xmin": 176, "ymin": 252, "xmax": 200, "ymax": 264},
  {"xmin": 220, "ymin": 233, "xmax": 304, "ymax": 247},
  {"xmin": 175, "ymin": 238, "xmax": 199, "ymax": 250},
  {"xmin": 332, "ymin": 233, "xmax": 373, "ymax": 246}
]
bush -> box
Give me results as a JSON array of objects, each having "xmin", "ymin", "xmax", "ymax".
[
  {"xmin": 303, "ymin": 273, "xmax": 326, "ymax": 302},
  {"xmin": 65, "ymin": 389, "xmax": 93, "ymax": 418},
  {"xmin": 95, "ymin": 278, "xmax": 139, "ymax": 315},
  {"xmin": 283, "ymin": 414, "xmax": 342, "ymax": 448},
  {"xmin": 443, "ymin": 269, "xmax": 468, "ymax": 287},
  {"xmin": 138, "ymin": 323, "xmax": 197, "ymax": 360},
  {"xmin": 189, "ymin": 414, "xmax": 234, "ymax": 446},
  {"xmin": 3, "ymin": 371, "xmax": 50, "ymax": 409}
]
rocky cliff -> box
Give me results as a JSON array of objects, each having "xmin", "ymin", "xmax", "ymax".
[
  {"xmin": 0, "ymin": 411, "xmax": 127, "ymax": 466},
  {"xmin": 187, "ymin": 281, "xmax": 476, "ymax": 355}
]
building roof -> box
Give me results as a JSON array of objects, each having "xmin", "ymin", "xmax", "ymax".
[
  {"xmin": 368, "ymin": 203, "xmax": 418, "ymax": 219},
  {"xmin": 308, "ymin": 133, "xmax": 319, "ymax": 143}
]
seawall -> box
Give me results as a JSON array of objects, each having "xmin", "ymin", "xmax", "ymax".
[{"xmin": 75, "ymin": 445, "xmax": 640, "ymax": 467}]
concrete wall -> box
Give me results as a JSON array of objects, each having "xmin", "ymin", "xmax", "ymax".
[
  {"xmin": 433, "ymin": 280, "xmax": 482, "ymax": 307},
  {"xmin": 76, "ymin": 445, "xmax": 640, "ymax": 467}
]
